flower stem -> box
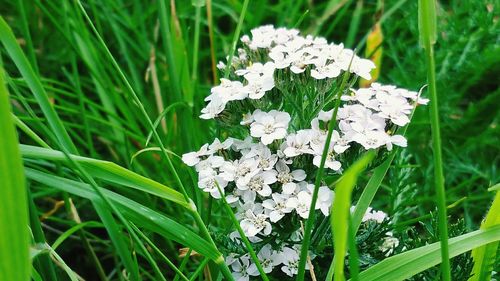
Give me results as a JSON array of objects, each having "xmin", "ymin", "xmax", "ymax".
[
  {"xmin": 224, "ymin": 0, "xmax": 250, "ymax": 79},
  {"xmin": 296, "ymin": 71, "xmax": 352, "ymax": 281},
  {"xmin": 215, "ymin": 184, "xmax": 270, "ymax": 281},
  {"xmin": 419, "ymin": 1, "xmax": 451, "ymax": 280}
]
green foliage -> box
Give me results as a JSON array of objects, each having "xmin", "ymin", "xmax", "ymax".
[{"xmin": 0, "ymin": 62, "xmax": 29, "ymax": 281}]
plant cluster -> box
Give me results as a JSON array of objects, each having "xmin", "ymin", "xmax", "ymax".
[{"xmin": 182, "ymin": 25, "xmax": 427, "ymax": 279}]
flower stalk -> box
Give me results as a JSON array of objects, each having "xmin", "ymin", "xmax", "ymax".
[{"xmin": 418, "ymin": 1, "xmax": 451, "ymax": 280}]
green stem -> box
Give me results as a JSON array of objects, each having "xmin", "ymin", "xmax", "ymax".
[
  {"xmin": 215, "ymin": 184, "xmax": 270, "ymax": 281},
  {"xmin": 297, "ymin": 70, "xmax": 352, "ymax": 280},
  {"xmin": 224, "ymin": 0, "xmax": 250, "ymax": 78},
  {"xmin": 419, "ymin": 1, "xmax": 451, "ymax": 280},
  {"xmin": 192, "ymin": 4, "xmax": 201, "ymax": 82}
]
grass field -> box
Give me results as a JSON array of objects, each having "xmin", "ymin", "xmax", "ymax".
[{"xmin": 0, "ymin": 0, "xmax": 499, "ymax": 280}]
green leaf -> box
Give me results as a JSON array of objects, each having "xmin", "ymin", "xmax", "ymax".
[
  {"xmin": 191, "ymin": 0, "xmax": 206, "ymax": 7},
  {"xmin": 354, "ymin": 226, "xmax": 500, "ymax": 281},
  {"xmin": 0, "ymin": 16, "xmax": 77, "ymax": 153},
  {"xmin": 488, "ymin": 183, "xmax": 500, "ymax": 192},
  {"xmin": 31, "ymin": 243, "xmax": 79, "ymax": 281},
  {"xmin": 330, "ymin": 150, "xmax": 376, "ymax": 281},
  {"xmin": 93, "ymin": 201, "xmax": 140, "ymax": 280},
  {"xmin": 468, "ymin": 191, "xmax": 500, "ymax": 281},
  {"xmin": 25, "ymin": 168, "xmax": 221, "ymax": 260},
  {"xmin": 418, "ymin": 0, "xmax": 437, "ymax": 47},
  {"xmin": 0, "ymin": 65, "xmax": 30, "ymax": 281},
  {"xmin": 20, "ymin": 145, "xmax": 189, "ymax": 208},
  {"xmin": 351, "ymin": 152, "xmax": 395, "ymax": 234}
]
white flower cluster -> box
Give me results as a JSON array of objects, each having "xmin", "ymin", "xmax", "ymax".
[
  {"xmin": 182, "ymin": 130, "xmax": 334, "ymax": 230},
  {"xmin": 183, "ymin": 25, "xmax": 425, "ymax": 279},
  {"xmin": 226, "ymin": 241, "xmax": 308, "ymax": 279},
  {"xmin": 204, "ymin": 25, "xmax": 378, "ymax": 120}
]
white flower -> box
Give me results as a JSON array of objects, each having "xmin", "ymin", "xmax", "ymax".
[
  {"xmin": 231, "ymin": 257, "xmax": 250, "ymax": 281},
  {"xmin": 332, "ymin": 130, "xmax": 351, "ymax": 154},
  {"xmin": 317, "ymin": 186, "xmax": 334, "ymax": 216},
  {"xmin": 239, "ymin": 170, "xmax": 277, "ymax": 199},
  {"xmin": 380, "ymin": 234, "xmax": 399, "ymax": 256},
  {"xmin": 386, "ymin": 134, "xmax": 407, "ymax": 151},
  {"xmin": 275, "ymin": 160, "xmax": 307, "ymax": 193},
  {"xmin": 200, "ymin": 97, "xmax": 226, "ymax": 119},
  {"xmin": 247, "ymin": 245, "xmax": 280, "ymax": 275},
  {"xmin": 206, "ymin": 78, "xmax": 246, "ymax": 104},
  {"xmin": 352, "ymin": 130, "xmax": 391, "ymax": 150},
  {"xmin": 240, "ymin": 209, "xmax": 272, "ymax": 237},
  {"xmin": 236, "ymin": 62, "xmax": 275, "ymax": 80},
  {"xmin": 360, "ymin": 207, "xmax": 388, "ymax": 223},
  {"xmin": 262, "ymin": 193, "xmax": 293, "ymax": 222},
  {"xmin": 198, "ymin": 175, "xmax": 227, "ymax": 199},
  {"xmin": 342, "ymin": 88, "xmax": 379, "ymax": 110},
  {"xmin": 310, "ymin": 137, "xmax": 342, "ymax": 171},
  {"xmin": 286, "ymin": 191, "xmax": 312, "ymax": 218},
  {"xmin": 351, "ymin": 57, "xmax": 376, "ymax": 80},
  {"xmin": 246, "ymin": 25, "xmax": 276, "ymax": 50},
  {"xmin": 242, "ymin": 75, "xmax": 275, "ymax": 99},
  {"xmin": 289, "ymin": 49, "xmax": 315, "ymax": 74},
  {"xmin": 220, "ymin": 158, "xmax": 260, "ymax": 188},
  {"xmin": 313, "ymin": 151, "xmax": 342, "ymax": 171},
  {"xmin": 245, "ymin": 143, "xmax": 278, "ymax": 171},
  {"xmin": 278, "ymin": 246, "xmax": 304, "ymax": 277},
  {"xmin": 208, "ymin": 138, "xmax": 233, "ymax": 153},
  {"xmin": 269, "ymin": 45, "xmax": 293, "ymax": 69},
  {"xmin": 232, "ymin": 136, "xmax": 254, "ymax": 153},
  {"xmin": 310, "ymin": 56, "xmax": 341, "ymax": 79},
  {"xmin": 182, "ymin": 144, "xmax": 210, "ymax": 166},
  {"xmin": 376, "ymin": 92, "xmax": 412, "ymax": 126},
  {"xmin": 250, "ymin": 110, "xmax": 291, "ymax": 145},
  {"xmin": 283, "ymin": 130, "xmax": 313, "ymax": 157},
  {"xmin": 240, "ymin": 111, "xmax": 254, "ymax": 125}
]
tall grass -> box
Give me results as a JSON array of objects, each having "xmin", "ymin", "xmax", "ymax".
[
  {"xmin": 418, "ymin": 1, "xmax": 451, "ymax": 280},
  {"xmin": 0, "ymin": 59, "xmax": 29, "ymax": 281}
]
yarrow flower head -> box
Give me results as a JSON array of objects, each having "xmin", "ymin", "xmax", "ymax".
[{"xmin": 183, "ymin": 25, "xmax": 426, "ymax": 278}]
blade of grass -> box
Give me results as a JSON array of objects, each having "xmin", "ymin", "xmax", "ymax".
[
  {"xmin": 130, "ymin": 223, "xmax": 189, "ymax": 281},
  {"xmin": 27, "ymin": 189, "xmax": 58, "ymax": 281},
  {"xmin": 51, "ymin": 221, "xmax": 103, "ymax": 250},
  {"xmin": 0, "ymin": 16, "xmax": 77, "ymax": 153},
  {"xmin": 31, "ymin": 243, "xmax": 79, "ymax": 281},
  {"xmin": 21, "ymin": 144, "xmax": 189, "ymax": 208},
  {"xmin": 0, "ymin": 64, "xmax": 30, "ymax": 281},
  {"xmin": 73, "ymin": 3, "xmax": 233, "ymax": 277},
  {"xmin": 354, "ymin": 226, "xmax": 500, "ymax": 280},
  {"xmin": 174, "ymin": 248, "xmax": 193, "ymax": 281},
  {"xmin": 93, "ymin": 202, "xmax": 140, "ymax": 281},
  {"xmin": 25, "ymin": 168, "xmax": 222, "ymax": 261},
  {"xmin": 188, "ymin": 258, "xmax": 210, "ymax": 281},
  {"xmin": 330, "ymin": 151, "xmax": 376, "ymax": 281},
  {"xmin": 15, "ymin": 0, "xmax": 38, "ymax": 74},
  {"xmin": 297, "ymin": 69, "xmax": 354, "ymax": 281},
  {"xmin": 468, "ymin": 191, "xmax": 500, "ymax": 281},
  {"xmin": 206, "ymin": 0, "xmax": 218, "ymax": 83},
  {"xmin": 223, "ymin": 0, "xmax": 250, "ymax": 78},
  {"xmin": 418, "ymin": 1, "xmax": 450, "ymax": 280},
  {"xmin": 345, "ymin": 0, "xmax": 363, "ymax": 48},
  {"xmin": 215, "ymin": 184, "xmax": 270, "ymax": 281}
]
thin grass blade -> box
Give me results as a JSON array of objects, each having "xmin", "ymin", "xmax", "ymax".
[
  {"xmin": 355, "ymin": 226, "xmax": 500, "ymax": 281},
  {"xmin": 0, "ymin": 65, "xmax": 30, "ymax": 281}
]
